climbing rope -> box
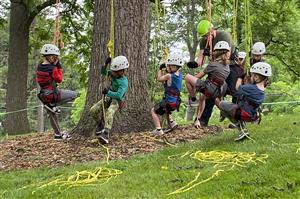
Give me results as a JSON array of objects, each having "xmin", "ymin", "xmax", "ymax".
[
  {"xmin": 244, "ymin": 0, "xmax": 252, "ymax": 69},
  {"xmin": 154, "ymin": 0, "xmax": 169, "ymax": 63},
  {"xmin": 107, "ymin": 0, "xmax": 115, "ymax": 59},
  {"xmin": 205, "ymin": 0, "xmax": 213, "ymax": 60},
  {"xmin": 168, "ymin": 150, "xmax": 268, "ymax": 195},
  {"xmin": 31, "ymin": 167, "xmax": 122, "ymax": 194},
  {"xmin": 53, "ymin": 0, "xmax": 64, "ymax": 48},
  {"xmin": 232, "ymin": 0, "xmax": 239, "ymax": 45}
]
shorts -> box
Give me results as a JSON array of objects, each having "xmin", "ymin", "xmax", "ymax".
[
  {"xmin": 195, "ymin": 79, "xmax": 227, "ymax": 98},
  {"xmin": 219, "ymin": 101, "xmax": 239, "ymax": 123},
  {"xmin": 154, "ymin": 100, "xmax": 177, "ymax": 116}
]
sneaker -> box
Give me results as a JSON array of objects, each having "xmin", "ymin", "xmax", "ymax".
[
  {"xmin": 44, "ymin": 105, "xmax": 61, "ymax": 114},
  {"xmin": 234, "ymin": 131, "xmax": 249, "ymax": 141},
  {"xmin": 62, "ymin": 132, "xmax": 72, "ymax": 141},
  {"xmin": 170, "ymin": 121, "xmax": 178, "ymax": 129},
  {"xmin": 151, "ymin": 129, "xmax": 164, "ymax": 136},
  {"xmin": 54, "ymin": 132, "xmax": 71, "ymax": 141},
  {"xmin": 54, "ymin": 134, "xmax": 63, "ymax": 141},
  {"xmin": 97, "ymin": 129, "xmax": 109, "ymax": 144},
  {"xmin": 188, "ymin": 97, "xmax": 198, "ymax": 107},
  {"xmin": 228, "ymin": 123, "xmax": 237, "ymax": 129}
]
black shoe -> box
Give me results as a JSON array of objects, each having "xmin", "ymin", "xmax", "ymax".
[
  {"xmin": 97, "ymin": 129, "xmax": 109, "ymax": 144},
  {"xmin": 54, "ymin": 134, "xmax": 63, "ymax": 141}
]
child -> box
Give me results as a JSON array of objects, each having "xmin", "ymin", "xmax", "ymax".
[
  {"xmin": 185, "ymin": 41, "xmax": 231, "ymax": 129},
  {"xmin": 250, "ymin": 42, "xmax": 266, "ymax": 66},
  {"xmin": 151, "ymin": 52, "xmax": 183, "ymax": 135},
  {"xmin": 216, "ymin": 62, "xmax": 272, "ymax": 141},
  {"xmin": 225, "ymin": 51, "xmax": 247, "ymax": 104},
  {"xmin": 36, "ymin": 44, "xmax": 77, "ymax": 141},
  {"xmin": 90, "ymin": 56, "xmax": 129, "ymax": 144}
]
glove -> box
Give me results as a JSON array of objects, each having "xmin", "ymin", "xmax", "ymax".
[
  {"xmin": 203, "ymin": 48, "xmax": 210, "ymax": 56},
  {"xmin": 159, "ymin": 63, "xmax": 166, "ymax": 70},
  {"xmin": 187, "ymin": 61, "xmax": 198, "ymax": 69},
  {"xmin": 102, "ymin": 88, "xmax": 109, "ymax": 95},
  {"xmin": 105, "ymin": 57, "xmax": 112, "ymax": 66}
]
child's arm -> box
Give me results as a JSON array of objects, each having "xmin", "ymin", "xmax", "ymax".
[
  {"xmin": 106, "ymin": 80, "xmax": 128, "ymax": 101},
  {"xmin": 52, "ymin": 61, "xmax": 63, "ymax": 83},
  {"xmin": 235, "ymin": 78, "xmax": 243, "ymax": 91},
  {"xmin": 157, "ymin": 69, "xmax": 171, "ymax": 82}
]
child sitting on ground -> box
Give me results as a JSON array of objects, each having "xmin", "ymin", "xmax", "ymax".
[
  {"xmin": 185, "ymin": 41, "xmax": 231, "ymax": 129},
  {"xmin": 90, "ymin": 56, "xmax": 129, "ymax": 144},
  {"xmin": 216, "ymin": 62, "xmax": 272, "ymax": 141},
  {"xmin": 151, "ymin": 52, "xmax": 183, "ymax": 135}
]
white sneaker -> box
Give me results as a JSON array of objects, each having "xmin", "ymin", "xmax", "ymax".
[
  {"xmin": 151, "ymin": 129, "xmax": 164, "ymax": 136},
  {"xmin": 170, "ymin": 121, "xmax": 178, "ymax": 129}
]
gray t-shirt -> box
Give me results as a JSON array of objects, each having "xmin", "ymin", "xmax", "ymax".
[
  {"xmin": 200, "ymin": 30, "xmax": 235, "ymax": 55},
  {"xmin": 203, "ymin": 62, "xmax": 230, "ymax": 82}
]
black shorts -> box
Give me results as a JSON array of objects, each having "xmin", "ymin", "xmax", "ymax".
[{"xmin": 154, "ymin": 100, "xmax": 177, "ymax": 116}]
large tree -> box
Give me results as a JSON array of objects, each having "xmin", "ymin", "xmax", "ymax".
[
  {"xmin": 72, "ymin": 0, "xmax": 153, "ymax": 137},
  {"xmin": 4, "ymin": 0, "xmax": 71, "ymax": 134}
]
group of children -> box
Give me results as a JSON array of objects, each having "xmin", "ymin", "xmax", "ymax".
[{"xmin": 36, "ymin": 19, "xmax": 271, "ymax": 143}]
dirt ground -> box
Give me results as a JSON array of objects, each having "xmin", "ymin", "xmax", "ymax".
[{"xmin": 0, "ymin": 125, "xmax": 224, "ymax": 171}]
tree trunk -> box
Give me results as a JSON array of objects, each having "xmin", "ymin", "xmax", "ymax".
[
  {"xmin": 71, "ymin": 0, "xmax": 110, "ymax": 137},
  {"xmin": 112, "ymin": 0, "xmax": 153, "ymax": 133},
  {"xmin": 4, "ymin": 1, "xmax": 31, "ymax": 134}
]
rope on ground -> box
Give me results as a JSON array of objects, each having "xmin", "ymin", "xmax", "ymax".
[
  {"xmin": 99, "ymin": 140, "xmax": 110, "ymax": 164},
  {"xmin": 31, "ymin": 167, "xmax": 122, "ymax": 194},
  {"xmin": 167, "ymin": 150, "xmax": 268, "ymax": 195},
  {"xmin": 271, "ymin": 140, "xmax": 300, "ymax": 153},
  {"xmin": 142, "ymin": 134, "xmax": 176, "ymax": 147}
]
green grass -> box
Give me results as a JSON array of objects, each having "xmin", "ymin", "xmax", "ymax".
[{"xmin": 1, "ymin": 113, "xmax": 300, "ymax": 199}]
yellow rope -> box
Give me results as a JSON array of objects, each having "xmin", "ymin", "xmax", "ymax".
[
  {"xmin": 107, "ymin": 0, "xmax": 114, "ymax": 58},
  {"xmin": 30, "ymin": 167, "xmax": 122, "ymax": 194},
  {"xmin": 271, "ymin": 140, "xmax": 300, "ymax": 153},
  {"xmin": 99, "ymin": 141, "xmax": 110, "ymax": 164},
  {"xmin": 168, "ymin": 150, "xmax": 268, "ymax": 195},
  {"xmin": 143, "ymin": 134, "xmax": 176, "ymax": 147},
  {"xmin": 232, "ymin": 0, "xmax": 238, "ymax": 45},
  {"xmin": 244, "ymin": 0, "xmax": 252, "ymax": 69},
  {"xmin": 53, "ymin": 0, "xmax": 64, "ymax": 48}
]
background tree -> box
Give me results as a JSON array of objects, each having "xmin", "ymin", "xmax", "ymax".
[{"xmin": 4, "ymin": 0, "xmax": 74, "ymax": 134}]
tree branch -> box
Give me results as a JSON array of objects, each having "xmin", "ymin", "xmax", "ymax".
[
  {"xmin": 268, "ymin": 53, "xmax": 300, "ymax": 78},
  {"xmin": 26, "ymin": 0, "xmax": 71, "ymax": 27}
]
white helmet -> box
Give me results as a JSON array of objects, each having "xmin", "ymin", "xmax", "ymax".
[
  {"xmin": 238, "ymin": 51, "xmax": 247, "ymax": 59},
  {"xmin": 40, "ymin": 44, "xmax": 60, "ymax": 56},
  {"xmin": 110, "ymin": 55, "xmax": 129, "ymax": 71},
  {"xmin": 166, "ymin": 52, "xmax": 184, "ymax": 67},
  {"xmin": 251, "ymin": 42, "xmax": 266, "ymax": 55},
  {"xmin": 214, "ymin": 41, "xmax": 230, "ymax": 51},
  {"xmin": 250, "ymin": 62, "xmax": 272, "ymax": 77}
]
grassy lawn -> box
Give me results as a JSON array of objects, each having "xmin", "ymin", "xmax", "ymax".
[{"xmin": 0, "ymin": 113, "xmax": 299, "ymax": 199}]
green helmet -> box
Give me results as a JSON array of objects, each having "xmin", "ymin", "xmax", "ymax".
[{"xmin": 197, "ymin": 20, "xmax": 213, "ymax": 37}]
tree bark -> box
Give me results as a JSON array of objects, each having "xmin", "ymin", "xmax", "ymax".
[
  {"xmin": 112, "ymin": 0, "xmax": 153, "ymax": 133},
  {"xmin": 4, "ymin": 1, "xmax": 31, "ymax": 134},
  {"xmin": 71, "ymin": 0, "xmax": 110, "ymax": 137}
]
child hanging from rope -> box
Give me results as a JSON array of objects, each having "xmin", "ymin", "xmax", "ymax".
[
  {"xmin": 221, "ymin": 51, "xmax": 247, "ymax": 127},
  {"xmin": 36, "ymin": 44, "xmax": 77, "ymax": 141},
  {"xmin": 90, "ymin": 56, "xmax": 129, "ymax": 144},
  {"xmin": 151, "ymin": 52, "xmax": 183, "ymax": 135},
  {"xmin": 216, "ymin": 62, "xmax": 272, "ymax": 141},
  {"xmin": 185, "ymin": 41, "xmax": 231, "ymax": 129}
]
